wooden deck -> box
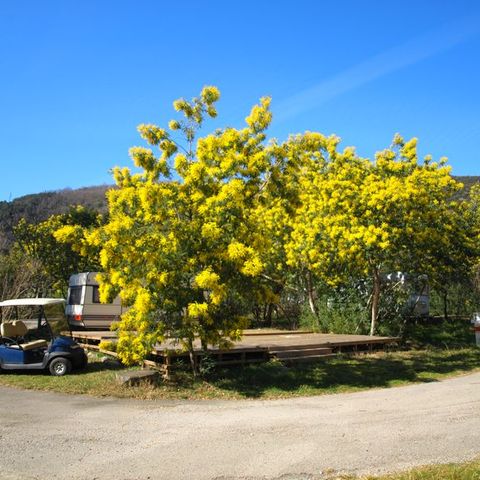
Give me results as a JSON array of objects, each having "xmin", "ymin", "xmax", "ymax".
[{"xmin": 68, "ymin": 329, "xmax": 398, "ymax": 372}]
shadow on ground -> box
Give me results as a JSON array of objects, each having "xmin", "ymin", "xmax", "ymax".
[{"xmin": 194, "ymin": 348, "xmax": 480, "ymax": 398}]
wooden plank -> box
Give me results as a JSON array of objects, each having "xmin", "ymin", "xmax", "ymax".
[
  {"xmin": 142, "ymin": 359, "xmax": 165, "ymax": 370},
  {"xmin": 99, "ymin": 349, "xmax": 118, "ymax": 358},
  {"xmin": 242, "ymin": 329, "xmax": 314, "ymax": 336},
  {"xmin": 77, "ymin": 342, "xmax": 100, "ymax": 351}
]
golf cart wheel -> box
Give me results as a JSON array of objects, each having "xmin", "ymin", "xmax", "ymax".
[{"xmin": 49, "ymin": 358, "xmax": 72, "ymax": 376}]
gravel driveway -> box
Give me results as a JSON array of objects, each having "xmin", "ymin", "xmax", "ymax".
[{"xmin": 1, "ymin": 372, "xmax": 479, "ymax": 480}]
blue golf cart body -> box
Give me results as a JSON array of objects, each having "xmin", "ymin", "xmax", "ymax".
[{"xmin": 0, "ymin": 298, "xmax": 87, "ymax": 376}]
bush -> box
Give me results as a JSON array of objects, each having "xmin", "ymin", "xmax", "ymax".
[{"xmin": 99, "ymin": 340, "xmax": 117, "ymax": 352}]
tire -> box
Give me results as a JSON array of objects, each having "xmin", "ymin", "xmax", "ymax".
[{"xmin": 49, "ymin": 357, "xmax": 72, "ymax": 376}]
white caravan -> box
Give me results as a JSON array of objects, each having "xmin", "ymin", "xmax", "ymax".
[
  {"xmin": 383, "ymin": 272, "xmax": 429, "ymax": 317},
  {"xmin": 65, "ymin": 272, "xmax": 124, "ymax": 330}
]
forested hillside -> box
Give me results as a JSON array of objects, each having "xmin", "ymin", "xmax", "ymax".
[
  {"xmin": 455, "ymin": 176, "xmax": 480, "ymax": 198},
  {"xmin": 0, "ymin": 185, "xmax": 110, "ymax": 246}
]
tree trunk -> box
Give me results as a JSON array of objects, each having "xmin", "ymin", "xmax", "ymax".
[
  {"xmin": 265, "ymin": 303, "xmax": 274, "ymax": 328},
  {"xmin": 442, "ymin": 290, "xmax": 449, "ymax": 320},
  {"xmin": 306, "ymin": 271, "xmax": 317, "ymax": 316},
  {"xmin": 370, "ymin": 268, "xmax": 381, "ymax": 336},
  {"xmin": 187, "ymin": 337, "xmax": 198, "ymax": 377}
]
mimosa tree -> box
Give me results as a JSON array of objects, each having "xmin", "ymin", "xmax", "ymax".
[
  {"xmin": 287, "ymin": 135, "xmax": 462, "ymax": 335},
  {"xmin": 81, "ymin": 87, "xmax": 278, "ymax": 371}
]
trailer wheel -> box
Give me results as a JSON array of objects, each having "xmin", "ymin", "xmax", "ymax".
[{"xmin": 49, "ymin": 357, "xmax": 72, "ymax": 376}]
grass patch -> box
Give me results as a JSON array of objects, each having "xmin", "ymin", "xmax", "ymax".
[
  {"xmin": 0, "ymin": 356, "xmax": 134, "ymax": 397},
  {"xmin": 198, "ymin": 347, "xmax": 480, "ymax": 399},
  {"xmin": 0, "ymin": 347, "xmax": 479, "ymax": 400},
  {"xmin": 403, "ymin": 317, "xmax": 475, "ymax": 349},
  {"xmin": 335, "ymin": 458, "xmax": 480, "ymax": 479}
]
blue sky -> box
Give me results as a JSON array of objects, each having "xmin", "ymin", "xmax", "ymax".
[{"xmin": 1, "ymin": 0, "xmax": 479, "ymax": 201}]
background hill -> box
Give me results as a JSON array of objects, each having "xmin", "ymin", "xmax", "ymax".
[
  {"xmin": 0, "ymin": 185, "xmax": 110, "ymax": 247},
  {"xmin": 455, "ymin": 176, "xmax": 480, "ymax": 196}
]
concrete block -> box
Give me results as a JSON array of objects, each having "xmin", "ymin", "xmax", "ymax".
[{"xmin": 116, "ymin": 369, "xmax": 160, "ymax": 386}]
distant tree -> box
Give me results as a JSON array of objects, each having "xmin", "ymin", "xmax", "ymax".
[
  {"xmin": 0, "ymin": 249, "xmax": 48, "ymax": 302},
  {"xmin": 468, "ymin": 185, "xmax": 480, "ymax": 298},
  {"xmin": 452, "ymin": 176, "xmax": 480, "ymax": 201},
  {"xmin": 253, "ymin": 132, "xmax": 347, "ymax": 322},
  {"xmin": 14, "ymin": 206, "xmax": 102, "ymax": 294}
]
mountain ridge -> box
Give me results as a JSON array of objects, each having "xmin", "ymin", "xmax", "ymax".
[{"xmin": 0, "ymin": 185, "xmax": 111, "ymax": 247}]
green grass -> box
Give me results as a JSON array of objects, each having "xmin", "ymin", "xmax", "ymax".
[
  {"xmin": 336, "ymin": 458, "xmax": 480, "ymax": 479},
  {"xmin": 0, "ymin": 347, "xmax": 479, "ymax": 400},
  {"xmin": 196, "ymin": 347, "xmax": 480, "ymax": 399},
  {"xmin": 0, "ymin": 357, "xmax": 134, "ymax": 397},
  {"xmin": 403, "ymin": 317, "xmax": 475, "ymax": 349}
]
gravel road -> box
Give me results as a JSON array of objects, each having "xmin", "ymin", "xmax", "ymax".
[{"xmin": 1, "ymin": 372, "xmax": 479, "ymax": 480}]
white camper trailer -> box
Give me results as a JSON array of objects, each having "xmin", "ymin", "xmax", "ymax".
[
  {"xmin": 383, "ymin": 272, "xmax": 429, "ymax": 317},
  {"xmin": 65, "ymin": 272, "xmax": 124, "ymax": 330}
]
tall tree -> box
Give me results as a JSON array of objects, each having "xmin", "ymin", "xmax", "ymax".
[
  {"xmin": 286, "ymin": 135, "xmax": 463, "ymax": 335},
  {"xmin": 468, "ymin": 185, "xmax": 480, "ymax": 298},
  {"xmin": 84, "ymin": 87, "xmax": 278, "ymax": 371}
]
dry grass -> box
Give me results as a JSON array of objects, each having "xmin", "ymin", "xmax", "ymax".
[{"xmin": 334, "ymin": 458, "xmax": 480, "ymax": 479}]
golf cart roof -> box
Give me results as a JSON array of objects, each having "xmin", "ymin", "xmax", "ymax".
[{"xmin": 0, "ymin": 298, "xmax": 65, "ymax": 307}]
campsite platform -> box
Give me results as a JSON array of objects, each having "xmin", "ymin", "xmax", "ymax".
[{"xmin": 68, "ymin": 329, "xmax": 399, "ymax": 372}]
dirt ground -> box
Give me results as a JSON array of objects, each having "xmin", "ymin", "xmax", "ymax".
[{"xmin": 1, "ymin": 372, "xmax": 479, "ymax": 480}]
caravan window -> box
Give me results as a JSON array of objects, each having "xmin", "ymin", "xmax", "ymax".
[
  {"xmin": 92, "ymin": 286, "xmax": 113, "ymax": 304},
  {"xmin": 92, "ymin": 286, "xmax": 101, "ymax": 303},
  {"xmin": 68, "ymin": 286, "xmax": 83, "ymax": 305}
]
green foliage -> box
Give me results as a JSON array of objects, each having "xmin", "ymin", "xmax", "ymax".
[
  {"xmin": 429, "ymin": 282, "xmax": 480, "ymax": 318},
  {"xmin": 0, "ymin": 186, "xmax": 109, "ymax": 249},
  {"xmin": 0, "ymin": 248, "xmax": 50, "ymax": 300},
  {"xmin": 312, "ymin": 295, "xmax": 370, "ymax": 335},
  {"xmin": 13, "ymin": 206, "xmax": 102, "ymax": 294},
  {"xmin": 299, "ymin": 277, "xmax": 428, "ymax": 337},
  {"xmin": 198, "ymin": 353, "xmax": 216, "ymax": 378}
]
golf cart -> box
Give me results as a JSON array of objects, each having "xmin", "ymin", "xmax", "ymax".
[{"xmin": 0, "ymin": 298, "xmax": 87, "ymax": 376}]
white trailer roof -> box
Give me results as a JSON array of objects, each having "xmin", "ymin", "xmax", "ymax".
[
  {"xmin": 0, "ymin": 298, "xmax": 65, "ymax": 307},
  {"xmin": 69, "ymin": 272, "xmax": 100, "ymax": 286}
]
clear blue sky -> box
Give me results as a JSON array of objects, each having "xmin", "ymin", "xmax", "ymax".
[{"xmin": 1, "ymin": 0, "xmax": 479, "ymax": 201}]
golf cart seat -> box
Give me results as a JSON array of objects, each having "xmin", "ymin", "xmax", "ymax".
[{"xmin": 0, "ymin": 321, "xmax": 49, "ymax": 350}]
